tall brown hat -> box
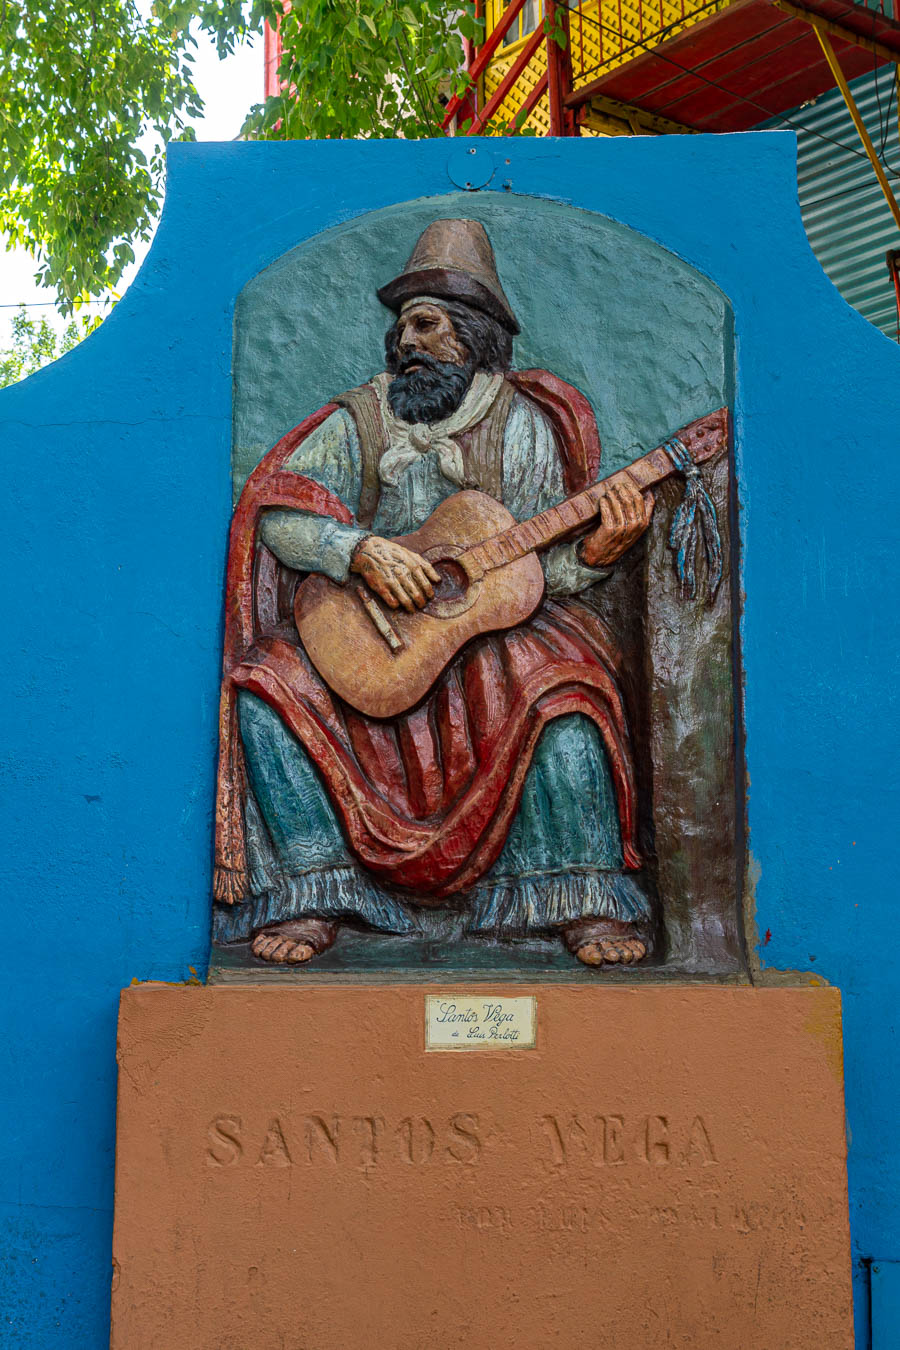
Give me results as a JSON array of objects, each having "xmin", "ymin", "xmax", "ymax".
[{"xmin": 377, "ymin": 218, "xmax": 520, "ymax": 335}]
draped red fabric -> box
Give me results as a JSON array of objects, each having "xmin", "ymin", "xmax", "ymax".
[{"xmin": 214, "ymin": 372, "xmax": 640, "ymax": 905}]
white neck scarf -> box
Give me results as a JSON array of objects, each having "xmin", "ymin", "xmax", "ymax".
[{"xmin": 373, "ymin": 370, "xmax": 503, "ymax": 488}]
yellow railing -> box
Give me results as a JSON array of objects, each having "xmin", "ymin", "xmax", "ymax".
[{"xmin": 482, "ymin": 0, "xmax": 731, "ymax": 133}]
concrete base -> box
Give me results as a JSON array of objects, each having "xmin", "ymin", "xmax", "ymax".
[{"xmin": 110, "ymin": 985, "xmax": 853, "ymax": 1349}]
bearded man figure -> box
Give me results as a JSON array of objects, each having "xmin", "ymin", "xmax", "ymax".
[{"xmin": 213, "ymin": 219, "xmax": 656, "ymax": 968}]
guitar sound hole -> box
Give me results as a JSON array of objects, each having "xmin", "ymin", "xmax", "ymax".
[{"xmin": 427, "ymin": 559, "xmax": 469, "ymax": 608}]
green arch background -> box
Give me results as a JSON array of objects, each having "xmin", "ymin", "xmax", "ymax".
[{"xmin": 233, "ymin": 190, "xmax": 733, "ymax": 496}]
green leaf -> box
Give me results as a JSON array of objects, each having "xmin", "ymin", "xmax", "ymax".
[{"xmin": 1, "ymin": 0, "xmax": 477, "ymax": 310}]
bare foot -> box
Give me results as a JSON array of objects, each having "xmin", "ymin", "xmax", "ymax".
[
  {"xmin": 576, "ymin": 935, "xmax": 647, "ymax": 966},
  {"xmin": 251, "ymin": 934, "xmax": 315, "ymax": 964},
  {"xmin": 250, "ymin": 918, "xmax": 336, "ymax": 965},
  {"xmin": 563, "ymin": 917, "xmax": 647, "ymax": 968}
]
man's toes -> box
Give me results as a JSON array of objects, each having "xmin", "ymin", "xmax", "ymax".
[
  {"xmin": 574, "ymin": 935, "xmax": 649, "ymax": 967},
  {"xmin": 578, "ymin": 941, "xmax": 617, "ymax": 965},
  {"xmin": 284, "ymin": 941, "xmax": 314, "ymax": 964},
  {"xmin": 254, "ymin": 936, "xmax": 289, "ymax": 962},
  {"xmin": 252, "ymin": 930, "xmax": 325, "ymax": 964}
]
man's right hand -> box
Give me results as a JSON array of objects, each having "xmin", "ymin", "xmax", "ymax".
[{"xmin": 350, "ymin": 536, "xmax": 441, "ymax": 612}]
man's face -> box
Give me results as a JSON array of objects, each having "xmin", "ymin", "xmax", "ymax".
[
  {"xmin": 395, "ymin": 303, "xmax": 469, "ymax": 369},
  {"xmin": 385, "ymin": 300, "xmax": 476, "ymax": 425}
]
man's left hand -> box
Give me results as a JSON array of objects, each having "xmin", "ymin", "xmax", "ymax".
[{"xmin": 580, "ymin": 480, "xmax": 655, "ymax": 568}]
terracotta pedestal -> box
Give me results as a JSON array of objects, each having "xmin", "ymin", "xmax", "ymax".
[{"xmin": 110, "ymin": 985, "xmax": 853, "ymax": 1349}]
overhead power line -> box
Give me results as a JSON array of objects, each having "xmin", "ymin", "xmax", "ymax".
[{"xmin": 0, "ymin": 301, "xmax": 109, "ymax": 309}]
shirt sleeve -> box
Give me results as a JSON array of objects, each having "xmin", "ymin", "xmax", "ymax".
[
  {"xmin": 258, "ymin": 408, "xmax": 369, "ymax": 583},
  {"xmin": 501, "ymin": 393, "xmax": 610, "ymax": 598}
]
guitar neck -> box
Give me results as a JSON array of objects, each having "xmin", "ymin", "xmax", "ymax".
[{"xmin": 461, "ymin": 406, "xmax": 728, "ymax": 575}]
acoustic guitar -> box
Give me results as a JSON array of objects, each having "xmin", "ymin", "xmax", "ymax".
[{"xmin": 295, "ymin": 407, "xmax": 728, "ymax": 719}]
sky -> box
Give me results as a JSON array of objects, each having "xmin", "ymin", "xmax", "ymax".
[{"xmin": 0, "ymin": 26, "xmax": 263, "ymax": 345}]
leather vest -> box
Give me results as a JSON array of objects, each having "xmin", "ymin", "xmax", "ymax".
[{"xmin": 333, "ymin": 377, "xmax": 517, "ymax": 528}]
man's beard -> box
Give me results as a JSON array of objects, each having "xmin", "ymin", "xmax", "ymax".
[{"xmin": 387, "ymin": 352, "xmax": 474, "ymax": 425}]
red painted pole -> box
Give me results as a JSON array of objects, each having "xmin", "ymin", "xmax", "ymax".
[
  {"xmin": 263, "ymin": 18, "xmax": 283, "ymax": 100},
  {"xmin": 454, "ymin": 0, "xmax": 485, "ymax": 131},
  {"xmin": 442, "ymin": 0, "xmax": 529, "ymax": 129},
  {"xmin": 465, "ymin": 0, "xmax": 485, "ymax": 67},
  {"xmin": 468, "ymin": 22, "xmax": 546, "ymax": 131},
  {"xmin": 545, "ymin": 0, "xmax": 576, "ymax": 135}
]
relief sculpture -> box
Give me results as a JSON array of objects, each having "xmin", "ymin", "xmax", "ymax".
[{"xmin": 212, "ymin": 212, "xmax": 737, "ymax": 974}]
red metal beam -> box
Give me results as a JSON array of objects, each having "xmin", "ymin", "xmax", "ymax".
[
  {"xmin": 468, "ymin": 23, "xmax": 548, "ymax": 132},
  {"xmin": 442, "ymin": 0, "xmax": 529, "ymax": 129},
  {"xmin": 566, "ymin": 0, "xmax": 787, "ymax": 107},
  {"xmin": 656, "ymin": 28, "xmax": 834, "ymax": 125},
  {"xmin": 546, "ymin": 0, "xmax": 577, "ymax": 134},
  {"xmin": 783, "ymin": 0, "xmax": 900, "ymax": 54},
  {"xmin": 567, "ymin": 0, "xmax": 900, "ymax": 114},
  {"xmin": 566, "ymin": 0, "xmax": 900, "ymax": 133},
  {"xmin": 614, "ymin": 28, "xmax": 878, "ymax": 127},
  {"xmin": 455, "ymin": 0, "xmax": 484, "ymax": 129},
  {"xmin": 463, "ymin": 0, "xmax": 484, "ymax": 67},
  {"xmin": 641, "ymin": 20, "xmax": 815, "ymax": 113},
  {"xmin": 263, "ymin": 18, "xmax": 284, "ymax": 100}
]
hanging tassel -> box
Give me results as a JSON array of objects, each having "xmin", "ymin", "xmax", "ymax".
[
  {"xmin": 664, "ymin": 437, "xmax": 723, "ymax": 602},
  {"xmin": 213, "ymin": 683, "xmax": 249, "ymax": 905}
]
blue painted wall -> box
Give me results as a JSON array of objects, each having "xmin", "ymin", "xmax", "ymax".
[{"xmin": 1, "ymin": 135, "xmax": 897, "ymax": 1347}]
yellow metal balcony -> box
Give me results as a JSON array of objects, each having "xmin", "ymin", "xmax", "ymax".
[
  {"xmin": 482, "ymin": 0, "xmax": 731, "ymax": 133},
  {"xmin": 474, "ymin": 0, "xmax": 900, "ymax": 137}
]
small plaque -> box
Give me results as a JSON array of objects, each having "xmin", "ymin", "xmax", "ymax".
[{"xmin": 425, "ymin": 994, "xmax": 536, "ymax": 1050}]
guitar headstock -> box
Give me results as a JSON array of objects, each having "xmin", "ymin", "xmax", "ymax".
[
  {"xmin": 594, "ymin": 405, "xmax": 730, "ymax": 496},
  {"xmin": 675, "ymin": 407, "xmax": 729, "ymax": 465}
]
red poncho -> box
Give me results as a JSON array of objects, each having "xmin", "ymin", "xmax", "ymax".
[{"xmin": 214, "ymin": 370, "xmax": 640, "ymax": 906}]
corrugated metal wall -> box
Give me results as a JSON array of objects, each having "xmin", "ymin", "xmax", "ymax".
[{"xmin": 767, "ymin": 66, "xmax": 900, "ymax": 340}]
